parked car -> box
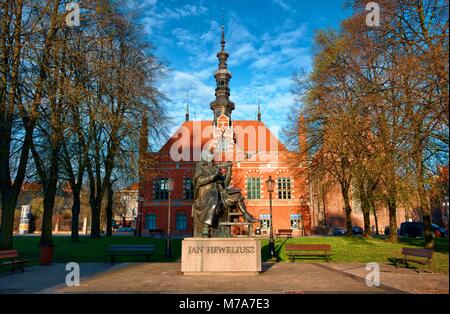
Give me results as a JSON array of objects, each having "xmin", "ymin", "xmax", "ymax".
[
  {"xmin": 432, "ymin": 224, "xmax": 448, "ymax": 238},
  {"xmin": 332, "ymin": 226, "xmax": 363, "ymax": 236},
  {"xmin": 352, "ymin": 226, "xmax": 364, "ymax": 235},
  {"xmin": 332, "ymin": 227, "xmax": 347, "ymax": 236},
  {"xmin": 399, "ymin": 222, "xmax": 423, "ymax": 238},
  {"xmin": 399, "ymin": 222, "xmax": 448, "ymax": 238},
  {"xmin": 116, "ymin": 227, "xmax": 134, "ymax": 233}
]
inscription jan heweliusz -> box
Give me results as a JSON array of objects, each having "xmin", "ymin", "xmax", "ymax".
[{"xmin": 188, "ymin": 246, "xmax": 256, "ymax": 254}]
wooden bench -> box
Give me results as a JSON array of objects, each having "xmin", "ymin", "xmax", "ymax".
[
  {"xmin": 396, "ymin": 247, "xmax": 433, "ymax": 269},
  {"xmin": 285, "ymin": 244, "xmax": 332, "ymax": 262},
  {"xmin": 276, "ymin": 229, "xmax": 293, "ymax": 238},
  {"xmin": 148, "ymin": 229, "xmax": 164, "ymax": 238},
  {"xmin": 0, "ymin": 250, "xmax": 30, "ymax": 272},
  {"xmin": 107, "ymin": 245, "xmax": 155, "ymax": 264}
]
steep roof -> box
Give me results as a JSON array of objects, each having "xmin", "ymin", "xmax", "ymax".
[{"xmin": 158, "ymin": 120, "xmax": 287, "ymax": 156}]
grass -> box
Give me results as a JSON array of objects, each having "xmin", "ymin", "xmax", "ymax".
[
  {"xmin": 261, "ymin": 236, "xmax": 449, "ymax": 274},
  {"xmin": 10, "ymin": 236, "xmax": 182, "ymax": 266},
  {"xmin": 7, "ymin": 235, "xmax": 449, "ymax": 274}
]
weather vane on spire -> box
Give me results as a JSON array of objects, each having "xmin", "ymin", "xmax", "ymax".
[{"xmin": 220, "ymin": 8, "xmax": 225, "ymax": 51}]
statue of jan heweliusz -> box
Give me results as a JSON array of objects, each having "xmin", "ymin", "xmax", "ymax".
[{"xmin": 192, "ymin": 151, "xmax": 258, "ymax": 238}]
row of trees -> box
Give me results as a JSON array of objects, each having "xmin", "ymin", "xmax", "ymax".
[
  {"xmin": 289, "ymin": 0, "xmax": 448, "ymax": 248},
  {"xmin": 0, "ymin": 0, "xmax": 167, "ymax": 249}
]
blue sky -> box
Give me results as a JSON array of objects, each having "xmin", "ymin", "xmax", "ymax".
[{"xmin": 135, "ymin": 0, "xmax": 352, "ymax": 135}]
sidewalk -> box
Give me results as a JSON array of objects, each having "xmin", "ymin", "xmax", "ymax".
[
  {"xmin": 54, "ymin": 262, "xmax": 448, "ymax": 294},
  {"xmin": 0, "ymin": 263, "xmax": 126, "ymax": 293}
]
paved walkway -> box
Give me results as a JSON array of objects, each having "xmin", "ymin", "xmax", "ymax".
[
  {"xmin": 0, "ymin": 262, "xmax": 447, "ymax": 294},
  {"xmin": 53, "ymin": 262, "xmax": 448, "ymax": 294},
  {"xmin": 0, "ymin": 263, "xmax": 126, "ymax": 293}
]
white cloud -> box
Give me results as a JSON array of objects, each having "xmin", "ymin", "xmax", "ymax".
[
  {"xmin": 147, "ymin": 5, "xmax": 312, "ymax": 134},
  {"xmin": 142, "ymin": 3, "xmax": 209, "ymax": 35},
  {"xmin": 158, "ymin": 69, "xmax": 216, "ymax": 123},
  {"xmin": 273, "ymin": 0, "xmax": 296, "ymax": 13}
]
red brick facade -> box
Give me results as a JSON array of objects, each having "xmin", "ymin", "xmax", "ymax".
[{"xmin": 139, "ymin": 119, "xmax": 311, "ymax": 237}]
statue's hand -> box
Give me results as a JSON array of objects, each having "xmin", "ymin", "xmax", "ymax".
[{"xmin": 213, "ymin": 167, "xmax": 221, "ymax": 179}]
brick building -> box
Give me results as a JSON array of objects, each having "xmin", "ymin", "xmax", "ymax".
[{"xmin": 138, "ymin": 26, "xmax": 310, "ymax": 237}]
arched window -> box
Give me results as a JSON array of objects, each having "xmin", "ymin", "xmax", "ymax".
[{"xmin": 176, "ymin": 212, "xmax": 187, "ymax": 231}]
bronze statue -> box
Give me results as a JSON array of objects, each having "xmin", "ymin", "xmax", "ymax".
[{"xmin": 192, "ymin": 152, "xmax": 257, "ymax": 237}]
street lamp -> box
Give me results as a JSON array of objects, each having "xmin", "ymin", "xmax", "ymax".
[
  {"xmin": 442, "ymin": 196, "xmax": 449, "ymax": 233},
  {"xmin": 137, "ymin": 194, "xmax": 144, "ymax": 237},
  {"xmin": 266, "ymin": 176, "xmax": 275, "ymax": 259},
  {"xmin": 165, "ymin": 178, "xmax": 175, "ymax": 259},
  {"xmin": 300, "ymin": 195, "xmax": 306, "ymax": 236}
]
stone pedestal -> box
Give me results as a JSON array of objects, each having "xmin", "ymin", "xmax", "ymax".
[{"xmin": 181, "ymin": 238, "xmax": 262, "ymax": 275}]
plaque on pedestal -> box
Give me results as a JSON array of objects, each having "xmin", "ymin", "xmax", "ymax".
[{"xmin": 181, "ymin": 238, "xmax": 262, "ymax": 275}]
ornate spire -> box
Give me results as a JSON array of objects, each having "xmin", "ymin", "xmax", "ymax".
[
  {"xmin": 185, "ymin": 91, "xmax": 190, "ymax": 122},
  {"xmin": 257, "ymin": 90, "xmax": 261, "ymax": 122},
  {"xmin": 221, "ymin": 25, "xmax": 225, "ymax": 51},
  {"xmin": 210, "ymin": 22, "xmax": 235, "ymax": 125}
]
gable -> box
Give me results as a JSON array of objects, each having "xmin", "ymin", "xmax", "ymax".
[{"xmin": 156, "ymin": 120, "xmax": 289, "ymax": 162}]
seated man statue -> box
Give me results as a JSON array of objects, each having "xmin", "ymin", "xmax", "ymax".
[{"xmin": 192, "ymin": 150, "xmax": 257, "ymax": 237}]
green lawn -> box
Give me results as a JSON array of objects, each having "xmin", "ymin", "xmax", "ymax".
[
  {"xmin": 11, "ymin": 236, "xmax": 182, "ymax": 265},
  {"xmin": 261, "ymin": 236, "xmax": 449, "ymax": 274},
  {"xmin": 9, "ymin": 235, "xmax": 449, "ymax": 274}
]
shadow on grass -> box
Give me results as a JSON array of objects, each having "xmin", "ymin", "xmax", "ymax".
[
  {"xmin": 338, "ymin": 235, "xmax": 377, "ymax": 246},
  {"xmin": 399, "ymin": 237, "xmax": 449, "ymax": 254},
  {"xmin": 386, "ymin": 257, "xmax": 423, "ymax": 272},
  {"xmin": 261, "ymin": 238, "xmax": 291, "ymax": 262}
]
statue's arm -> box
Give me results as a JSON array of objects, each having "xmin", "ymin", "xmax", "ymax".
[
  {"xmin": 224, "ymin": 162, "xmax": 232, "ymax": 187},
  {"xmin": 196, "ymin": 172, "xmax": 218, "ymax": 187}
]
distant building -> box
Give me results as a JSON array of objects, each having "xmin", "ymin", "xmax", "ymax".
[{"xmin": 116, "ymin": 183, "xmax": 139, "ymax": 224}]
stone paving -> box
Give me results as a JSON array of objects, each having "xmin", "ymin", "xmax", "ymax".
[
  {"xmin": 54, "ymin": 262, "xmax": 448, "ymax": 294},
  {"xmin": 0, "ymin": 263, "xmax": 127, "ymax": 294}
]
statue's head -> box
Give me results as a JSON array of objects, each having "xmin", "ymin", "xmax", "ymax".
[{"xmin": 201, "ymin": 149, "xmax": 214, "ymax": 163}]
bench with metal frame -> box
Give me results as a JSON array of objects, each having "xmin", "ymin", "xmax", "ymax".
[
  {"xmin": 285, "ymin": 244, "xmax": 332, "ymax": 262},
  {"xmin": 107, "ymin": 245, "xmax": 155, "ymax": 264},
  {"xmin": 0, "ymin": 250, "xmax": 30, "ymax": 272},
  {"xmin": 276, "ymin": 229, "xmax": 293, "ymax": 238},
  {"xmin": 395, "ymin": 247, "xmax": 433, "ymax": 270},
  {"xmin": 147, "ymin": 229, "xmax": 164, "ymax": 238}
]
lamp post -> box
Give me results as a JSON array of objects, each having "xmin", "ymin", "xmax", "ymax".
[
  {"xmin": 137, "ymin": 194, "xmax": 144, "ymax": 237},
  {"xmin": 442, "ymin": 196, "xmax": 449, "ymax": 233},
  {"xmin": 300, "ymin": 195, "xmax": 306, "ymax": 236},
  {"xmin": 266, "ymin": 176, "xmax": 275, "ymax": 259},
  {"xmin": 165, "ymin": 178, "xmax": 175, "ymax": 259}
]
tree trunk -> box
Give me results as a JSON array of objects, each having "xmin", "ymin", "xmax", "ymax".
[
  {"xmin": 419, "ymin": 182, "xmax": 434, "ymax": 249},
  {"xmin": 361, "ymin": 203, "xmax": 371, "ymax": 238},
  {"xmin": 40, "ymin": 186, "xmax": 57, "ymax": 247},
  {"xmin": 415, "ymin": 149, "xmax": 434, "ymax": 249},
  {"xmin": 387, "ymin": 198, "xmax": 397, "ymax": 242},
  {"xmin": 90, "ymin": 198, "xmax": 102, "ymax": 238},
  {"xmin": 370, "ymin": 199, "xmax": 379, "ymax": 236},
  {"xmin": 0, "ymin": 193, "xmax": 17, "ymax": 250},
  {"xmin": 70, "ymin": 187, "xmax": 81, "ymax": 242},
  {"xmin": 0, "ymin": 1, "xmax": 26, "ymax": 250},
  {"xmin": 39, "ymin": 146, "xmax": 59, "ymax": 247},
  {"xmin": 341, "ymin": 184, "xmax": 353, "ymax": 235},
  {"xmin": 358, "ymin": 180, "xmax": 371, "ymax": 237},
  {"xmin": 105, "ymin": 179, "xmax": 114, "ymax": 237}
]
